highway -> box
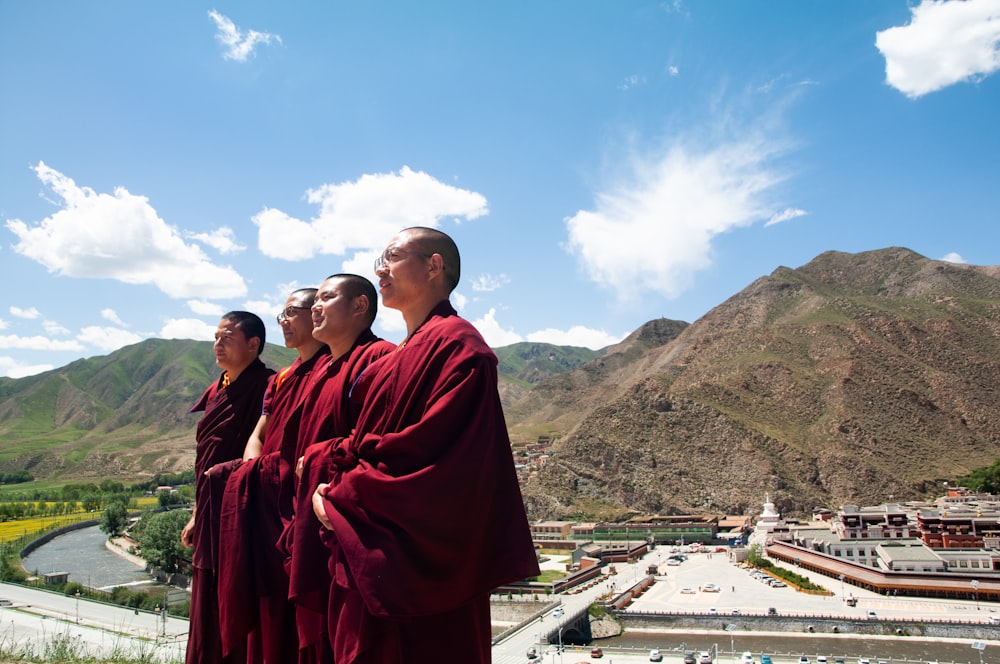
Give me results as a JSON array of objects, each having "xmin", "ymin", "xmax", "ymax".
[{"xmin": 0, "ymin": 581, "xmax": 187, "ymax": 662}]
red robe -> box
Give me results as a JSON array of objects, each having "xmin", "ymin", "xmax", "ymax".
[
  {"xmin": 319, "ymin": 301, "xmax": 540, "ymax": 663},
  {"xmin": 279, "ymin": 332, "xmax": 394, "ymax": 664},
  {"xmin": 186, "ymin": 358, "xmax": 274, "ymax": 664},
  {"xmin": 217, "ymin": 348, "xmax": 329, "ymax": 662}
]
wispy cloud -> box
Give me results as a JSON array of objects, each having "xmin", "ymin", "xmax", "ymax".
[
  {"xmin": 471, "ymin": 273, "xmax": 510, "ymax": 292},
  {"xmin": 9, "ymin": 306, "xmax": 40, "ymax": 319},
  {"xmin": 189, "ymin": 227, "xmax": 245, "ymax": 255},
  {"xmin": 101, "ymin": 308, "xmax": 126, "ymax": 326},
  {"xmin": 565, "ymin": 133, "xmax": 793, "ymax": 303},
  {"xmin": 620, "ymin": 74, "xmax": 646, "ymax": 91},
  {"xmin": 78, "ymin": 326, "xmax": 143, "ymax": 352},
  {"xmin": 765, "ymin": 207, "xmax": 807, "ymax": 227},
  {"xmin": 0, "ymin": 356, "xmax": 54, "ymax": 379},
  {"xmin": 6, "ymin": 162, "xmax": 247, "ymax": 300},
  {"xmin": 208, "ymin": 10, "xmax": 282, "ymax": 62},
  {"xmin": 876, "ymin": 0, "xmax": 1000, "ymax": 98}
]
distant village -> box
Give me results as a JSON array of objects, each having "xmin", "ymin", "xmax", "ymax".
[{"xmin": 525, "ymin": 485, "xmax": 1000, "ymax": 604}]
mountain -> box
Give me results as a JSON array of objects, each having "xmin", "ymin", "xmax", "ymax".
[
  {"xmin": 0, "ymin": 338, "xmax": 595, "ymax": 480},
  {"xmin": 3, "ymin": 247, "xmax": 998, "ymax": 520},
  {"xmin": 0, "ymin": 340, "xmax": 298, "ymax": 478},
  {"xmin": 516, "ymin": 248, "xmax": 1000, "ymax": 520}
]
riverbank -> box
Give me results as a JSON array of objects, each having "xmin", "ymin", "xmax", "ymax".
[{"xmin": 105, "ymin": 536, "xmax": 149, "ymax": 569}]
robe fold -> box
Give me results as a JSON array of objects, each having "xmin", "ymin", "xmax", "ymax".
[
  {"xmin": 217, "ymin": 348, "xmax": 329, "ymax": 662},
  {"xmin": 186, "ymin": 358, "xmax": 273, "ymax": 664},
  {"xmin": 319, "ymin": 302, "xmax": 540, "ymax": 663},
  {"xmin": 278, "ymin": 331, "xmax": 393, "ymax": 663}
]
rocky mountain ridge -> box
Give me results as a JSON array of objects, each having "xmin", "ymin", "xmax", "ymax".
[{"xmin": 515, "ymin": 247, "xmax": 1000, "ymax": 520}]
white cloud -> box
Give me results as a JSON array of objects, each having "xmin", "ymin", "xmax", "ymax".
[
  {"xmin": 187, "ymin": 300, "xmax": 226, "ymax": 316},
  {"xmin": 620, "ymin": 74, "xmax": 645, "ymax": 91},
  {"xmin": 43, "ymin": 320, "xmax": 71, "ymax": 336},
  {"xmin": 471, "ymin": 273, "xmax": 510, "ymax": 292},
  {"xmin": 470, "ymin": 308, "xmax": 523, "ymax": 347},
  {"xmin": 940, "ymin": 251, "xmax": 967, "ymax": 263},
  {"xmin": 565, "ymin": 136, "xmax": 788, "ymax": 303},
  {"xmin": 0, "ymin": 335, "xmax": 85, "ymax": 351},
  {"xmin": 876, "ymin": 0, "xmax": 1000, "ymax": 98},
  {"xmin": 254, "ymin": 166, "xmax": 489, "ymax": 261},
  {"xmin": 668, "ymin": 65, "xmax": 680, "ymax": 77},
  {"xmin": 527, "ymin": 326, "xmax": 624, "ymax": 350},
  {"xmin": 160, "ymin": 318, "xmax": 218, "ymax": 341},
  {"xmin": 208, "ymin": 10, "xmax": 281, "ymax": 62},
  {"xmin": 101, "ymin": 308, "xmax": 126, "ymax": 326},
  {"xmin": 77, "ymin": 326, "xmax": 143, "ymax": 352},
  {"xmin": 765, "ymin": 207, "xmax": 807, "ymax": 227},
  {"xmin": 6, "ymin": 162, "xmax": 247, "ymax": 300},
  {"xmin": 0, "ymin": 356, "xmax": 54, "ymax": 379},
  {"xmin": 0, "ymin": 319, "xmax": 7, "ymax": 331},
  {"xmin": 10, "ymin": 306, "xmax": 41, "ymax": 319},
  {"xmin": 188, "ymin": 227, "xmax": 245, "ymax": 255}
]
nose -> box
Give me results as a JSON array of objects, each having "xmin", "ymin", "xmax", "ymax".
[{"xmin": 375, "ymin": 262, "xmax": 389, "ymax": 277}]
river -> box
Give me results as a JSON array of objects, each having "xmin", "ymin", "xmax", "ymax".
[{"xmin": 21, "ymin": 524, "xmax": 151, "ymax": 590}]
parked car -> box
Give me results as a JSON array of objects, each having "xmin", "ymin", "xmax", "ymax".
[
  {"xmin": 817, "ymin": 657, "xmax": 828, "ymax": 664},
  {"xmin": 858, "ymin": 659, "xmax": 872, "ymax": 664},
  {"xmin": 526, "ymin": 647, "xmax": 538, "ymax": 659},
  {"xmin": 680, "ymin": 587, "xmax": 696, "ymax": 594},
  {"xmin": 761, "ymin": 656, "xmax": 773, "ymax": 664},
  {"xmin": 799, "ymin": 657, "xmax": 810, "ymax": 664},
  {"xmin": 649, "ymin": 650, "xmax": 664, "ymax": 662},
  {"xmin": 767, "ymin": 607, "xmax": 778, "ymax": 616},
  {"xmin": 684, "ymin": 652, "xmax": 697, "ymax": 664},
  {"xmin": 731, "ymin": 608, "xmax": 741, "ymax": 615},
  {"xmin": 741, "ymin": 652, "xmax": 755, "ymax": 664},
  {"xmin": 590, "ymin": 647, "xmax": 604, "ymax": 658},
  {"xmin": 867, "ymin": 611, "xmax": 878, "ymax": 620},
  {"xmin": 708, "ymin": 607, "xmax": 718, "ymax": 615},
  {"xmin": 698, "ymin": 651, "xmax": 713, "ymax": 664},
  {"xmin": 702, "ymin": 583, "xmax": 721, "ymax": 592}
]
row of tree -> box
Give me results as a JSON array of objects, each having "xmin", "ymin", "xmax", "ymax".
[{"xmin": 0, "ymin": 470, "xmax": 33, "ymax": 485}]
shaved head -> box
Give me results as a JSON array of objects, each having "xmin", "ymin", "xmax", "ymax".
[{"xmin": 405, "ymin": 226, "xmax": 460, "ymax": 292}]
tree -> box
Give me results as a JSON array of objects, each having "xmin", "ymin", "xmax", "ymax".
[
  {"xmin": 138, "ymin": 509, "xmax": 193, "ymax": 573},
  {"xmin": 100, "ymin": 501, "xmax": 128, "ymax": 538}
]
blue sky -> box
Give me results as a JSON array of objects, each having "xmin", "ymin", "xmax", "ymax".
[{"xmin": 2, "ymin": 1, "xmax": 999, "ymax": 379}]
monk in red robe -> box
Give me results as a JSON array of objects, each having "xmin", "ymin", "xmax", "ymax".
[
  {"xmin": 182, "ymin": 311, "xmax": 274, "ymax": 664},
  {"xmin": 217, "ymin": 289, "xmax": 328, "ymax": 663},
  {"xmin": 279, "ymin": 274, "xmax": 394, "ymax": 664},
  {"xmin": 313, "ymin": 228, "xmax": 539, "ymax": 663}
]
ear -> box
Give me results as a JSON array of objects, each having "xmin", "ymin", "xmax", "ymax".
[
  {"xmin": 354, "ymin": 294, "xmax": 369, "ymax": 314},
  {"xmin": 248, "ymin": 337, "xmax": 261, "ymax": 354},
  {"xmin": 427, "ymin": 253, "xmax": 444, "ymax": 279}
]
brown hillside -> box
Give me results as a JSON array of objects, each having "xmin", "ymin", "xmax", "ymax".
[{"xmin": 520, "ymin": 248, "xmax": 1000, "ymax": 520}]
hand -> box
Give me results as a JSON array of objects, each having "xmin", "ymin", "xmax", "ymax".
[
  {"xmin": 180, "ymin": 516, "xmax": 195, "ymax": 548},
  {"xmin": 295, "ymin": 455, "xmax": 305, "ymax": 478},
  {"xmin": 312, "ymin": 483, "xmax": 333, "ymax": 530}
]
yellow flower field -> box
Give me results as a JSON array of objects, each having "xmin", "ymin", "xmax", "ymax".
[{"xmin": 0, "ymin": 512, "xmax": 94, "ymax": 544}]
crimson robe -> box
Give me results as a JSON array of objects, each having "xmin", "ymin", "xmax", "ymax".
[
  {"xmin": 186, "ymin": 358, "xmax": 274, "ymax": 664},
  {"xmin": 217, "ymin": 347, "xmax": 329, "ymax": 662},
  {"xmin": 319, "ymin": 301, "xmax": 540, "ymax": 663},
  {"xmin": 279, "ymin": 332, "xmax": 394, "ymax": 664}
]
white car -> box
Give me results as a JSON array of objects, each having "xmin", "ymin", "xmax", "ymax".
[
  {"xmin": 698, "ymin": 652, "xmax": 713, "ymax": 664},
  {"xmin": 702, "ymin": 583, "xmax": 721, "ymax": 592},
  {"xmin": 741, "ymin": 652, "xmax": 755, "ymax": 664},
  {"xmin": 680, "ymin": 587, "xmax": 696, "ymax": 594}
]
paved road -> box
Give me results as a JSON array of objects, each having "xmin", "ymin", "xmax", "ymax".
[{"xmin": 0, "ymin": 581, "xmax": 187, "ymax": 662}]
